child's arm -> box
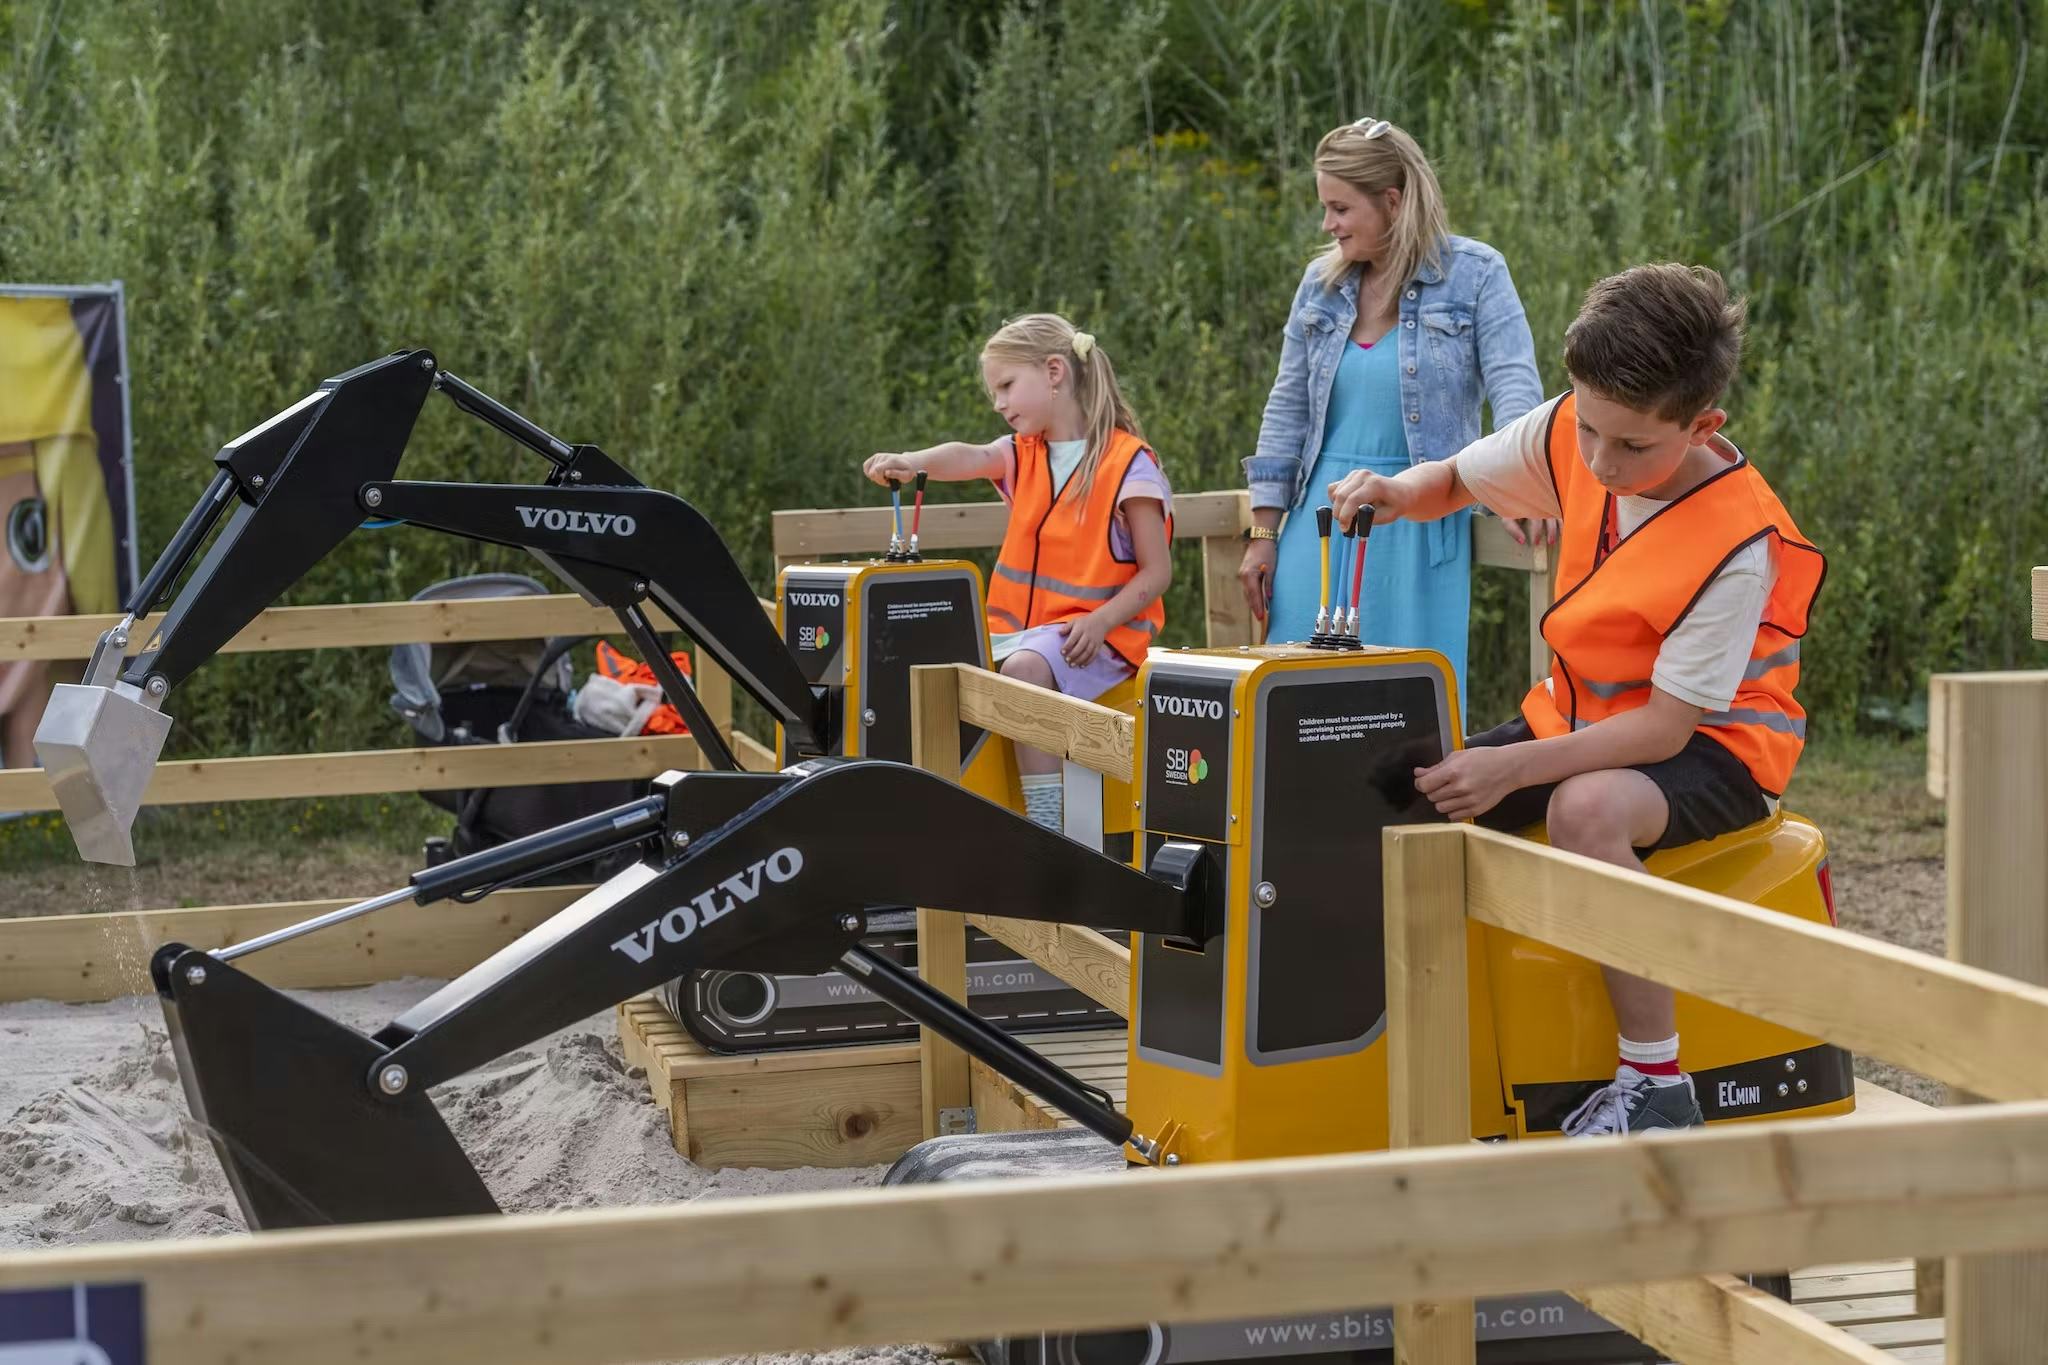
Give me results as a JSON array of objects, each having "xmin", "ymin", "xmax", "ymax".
[
  {"xmin": 1327, "ymin": 455, "xmax": 1479, "ymax": 530},
  {"xmin": 1414, "ymin": 689, "xmax": 1705, "ymax": 822},
  {"xmin": 864, "ymin": 439, "xmax": 1008, "ymax": 487},
  {"xmin": 1059, "ymin": 497, "xmax": 1170, "ymax": 667}
]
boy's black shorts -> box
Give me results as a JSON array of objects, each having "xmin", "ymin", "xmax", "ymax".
[{"xmin": 1466, "ymin": 715, "xmax": 1770, "ymax": 853}]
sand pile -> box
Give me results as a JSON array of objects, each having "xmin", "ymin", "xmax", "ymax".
[{"xmin": 0, "ymin": 978, "xmax": 945, "ymax": 1363}]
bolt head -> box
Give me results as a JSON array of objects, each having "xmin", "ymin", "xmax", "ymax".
[
  {"xmin": 1777, "ymin": 1081, "xmax": 1790, "ymax": 1098},
  {"xmin": 861, "ymin": 708, "xmax": 877, "ymax": 726},
  {"xmin": 1795, "ymin": 1078, "xmax": 1808, "ymax": 1094},
  {"xmin": 249, "ymin": 474, "xmax": 265, "ymax": 489},
  {"xmin": 669, "ymin": 830, "xmax": 690, "ymax": 849},
  {"xmin": 379, "ymin": 1065, "xmax": 410, "ymax": 1096},
  {"xmin": 417, "ymin": 354, "xmax": 434, "ymax": 370},
  {"xmin": 1164, "ymin": 1153, "xmax": 1181, "ymax": 1166},
  {"xmin": 1254, "ymin": 881, "xmax": 1277, "ymax": 908},
  {"xmin": 632, "ymin": 581, "xmax": 648, "ymax": 596},
  {"xmin": 569, "ymin": 469, "xmax": 583, "ymax": 482},
  {"xmin": 184, "ymin": 964, "xmax": 207, "ymax": 986},
  {"xmin": 363, "ymin": 486, "xmax": 383, "ymax": 508},
  {"xmin": 145, "ymin": 675, "xmax": 169, "ymax": 697},
  {"xmin": 1784, "ymin": 1056, "xmax": 1798, "ymax": 1072},
  {"xmin": 838, "ymin": 913, "xmax": 861, "ymax": 934}
]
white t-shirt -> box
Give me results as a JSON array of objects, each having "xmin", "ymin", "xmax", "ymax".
[{"xmin": 1456, "ymin": 399, "xmax": 1774, "ymax": 713}]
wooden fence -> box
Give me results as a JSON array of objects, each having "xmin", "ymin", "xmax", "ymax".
[{"xmin": 4, "ymin": 664, "xmax": 2048, "ymax": 1361}]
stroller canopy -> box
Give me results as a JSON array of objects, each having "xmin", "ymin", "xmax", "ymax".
[{"xmin": 389, "ymin": 573, "xmax": 577, "ymax": 744}]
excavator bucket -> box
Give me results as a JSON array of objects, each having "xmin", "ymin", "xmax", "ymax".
[{"xmin": 34, "ymin": 679, "xmax": 172, "ymax": 866}]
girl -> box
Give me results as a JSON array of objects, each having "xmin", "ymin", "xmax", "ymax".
[
  {"xmin": 1239, "ymin": 117, "xmax": 1545, "ymax": 713},
  {"xmin": 864, "ymin": 314, "xmax": 1171, "ymax": 831}
]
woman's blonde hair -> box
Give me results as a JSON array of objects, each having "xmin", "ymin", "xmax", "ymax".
[
  {"xmin": 1311, "ymin": 119, "xmax": 1449, "ymax": 295},
  {"xmin": 981, "ymin": 313, "xmax": 1144, "ymax": 508}
]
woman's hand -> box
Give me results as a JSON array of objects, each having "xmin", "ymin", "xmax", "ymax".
[
  {"xmin": 1503, "ymin": 517, "xmax": 1560, "ymax": 548},
  {"xmin": 1059, "ymin": 611, "xmax": 1113, "ymax": 667},
  {"xmin": 1238, "ymin": 538, "xmax": 1276, "ymax": 621},
  {"xmin": 863, "ymin": 452, "xmax": 921, "ymax": 486},
  {"xmin": 1327, "ymin": 470, "xmax": 1412, "ymax": 532}
]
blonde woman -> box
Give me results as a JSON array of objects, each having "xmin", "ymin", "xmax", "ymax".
[
  {"xmin": 866, "ymin": 314, "xmax": 1172, "ymax": 830},
  {"xmin": 1240, "ymin": 118, "xmax": 1543, "ymax": 711}
]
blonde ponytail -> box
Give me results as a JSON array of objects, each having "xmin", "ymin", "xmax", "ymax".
[
  {"xmin": 981, "ymin": 313, "xmax": 1144, "ymax": 508},
  {"xmin": 1310, "ymin": 120, "xmax": 1449, "ymax": 296}
]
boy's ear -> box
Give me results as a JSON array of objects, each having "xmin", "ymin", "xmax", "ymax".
[{"xmin": 1689, "ymin": 408, "xmax": 1728, "ymax": 444}]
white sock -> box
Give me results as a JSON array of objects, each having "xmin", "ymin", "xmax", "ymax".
[
  {"xmin": 1021, "ymin": 773, "xmax": 1063, "ymax": 832},
  {"xmin": 1617, "ymin": 1033, "xmax": 1687, "ymax": 1086}
]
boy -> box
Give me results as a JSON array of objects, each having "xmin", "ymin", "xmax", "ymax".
[{"xmin": 1329, "ymin": 263, "xmax": 1824, "ymax": 1137}]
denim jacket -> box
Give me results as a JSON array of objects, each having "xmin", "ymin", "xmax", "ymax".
[{"xmin": 1244, "ymin": 235, "xmax": 1543, "ymax": 512}]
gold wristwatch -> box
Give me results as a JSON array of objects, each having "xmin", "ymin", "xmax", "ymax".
[{"xmin": 1243, "ymin": 525, "xmax": 1279, "ymax": 542}]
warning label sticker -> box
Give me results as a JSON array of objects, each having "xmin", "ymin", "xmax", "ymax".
[{"xmin": 1296, "ymin": 710, "xmax": 1409, "ymax": 744}]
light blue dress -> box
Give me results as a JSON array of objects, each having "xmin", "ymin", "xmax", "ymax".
[{"xmin": 1268, "ymin": 337, "xmax": 1473, "ymax": 713}]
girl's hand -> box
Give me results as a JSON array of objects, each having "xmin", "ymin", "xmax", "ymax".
[
  {"xmin": 1059, "ymin": 611, "xmax": 1112, "ymax": 667},
  {"xmin": 1413, "ymin": 745, "xmax": 1524, "ymax": 821},
  {"xmin": 1327, "ymin": 471, "xmax": 1411, "ymax": 532},
  {"xmin": 1238, "ymin": 537, "xmax": 1276, "ymax": 621},
  {"xmin": 863, "ymin": 452, "xmax": 920, "ymax": 486}
]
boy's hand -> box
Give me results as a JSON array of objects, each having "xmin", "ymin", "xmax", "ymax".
[
  {"xmin": 863, "ymin": 452, "xmax": 919, "ymax": 486},
  {"xmin": 1059, "ymin": 611, "xmax": 1112, "ymax": 667},
  {"xmin": 1327, "ymin": 471, "xmax": 1410, "ymax": 531},
  {"xmin": 1415, "ymin": 744, "xmax": 1524, "ymax": 821}
]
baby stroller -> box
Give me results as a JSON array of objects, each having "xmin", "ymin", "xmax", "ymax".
[{"xmin": 389, "ymin": 573, "xmax": 645, "ymax": 883}]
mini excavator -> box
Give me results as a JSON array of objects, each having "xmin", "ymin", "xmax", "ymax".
[
  {"xmin": 40, "ymin": 357, "xmax": 1853, "ymax": 1365},
  {"xmin": 33, "ymin": 349, "xmax": 1113, "ymax": 1047}
]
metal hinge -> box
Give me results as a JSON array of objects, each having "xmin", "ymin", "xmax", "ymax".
[{"xmin": 938, "ymin": 1106, "xmax": 977, "ymax": 1136}]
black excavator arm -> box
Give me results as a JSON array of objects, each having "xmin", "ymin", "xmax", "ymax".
[
  {"xmin": 37, "ymin": 349, "xmax": 830, "ymax": 862},
  {"xmin": 150, "ymin": 759, "xmax": 1213, "ymax": 1230}
]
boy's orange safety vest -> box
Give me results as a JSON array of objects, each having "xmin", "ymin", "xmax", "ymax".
[
  {"xmin": 988, "ymin": 428, "xmax": 1169, "ymax": 669},
  {"xmin": 1521, "ymin": 393, "xmax": 1825, "ymax": 797}
]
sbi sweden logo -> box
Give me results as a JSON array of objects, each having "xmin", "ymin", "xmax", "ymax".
[
  {"xmin": 797, "ymin": 625, "xmax": 832, "ymax": 652},
  {"xmin": 1164, "ymin": 746, "xmax": 1208, "ymax": 787}
]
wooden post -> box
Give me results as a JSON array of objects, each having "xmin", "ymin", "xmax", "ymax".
[
  {"xmin": 911, "ymin": 664, "xmax": 972, "ymax": 1139},
  {"xmin": 1200, "ymin": 531, "xmax": 1257, "ymax": 648},
  {"xmin": 693, "ymin": 648, "xmax": 734, "ymax": 743},
  {"xmin": 2032, "ymin": 566, "xmax": 2045, "ymax": 643},
  {"xmin": 1383, "ymin": 824, "xmax": 1475, "ymax": 1365},
  {"xmin": 1930, "ymin": 668, "xmax": 2048, "ymax": 1364}
]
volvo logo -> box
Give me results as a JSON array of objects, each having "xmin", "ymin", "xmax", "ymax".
[
  {"xmin": 1152, "ymin": 694, "xmax": 1224, "ymax": 719},
  {"xmin": 787, "ymin": 591, "xmax": 841, "ymax": 608},
  {"xmin": 609, "ymin": 847, "xmax": 804, "ymax": 963},
  {"xmin": 516, "ymin": 506, "xmax": 637, "ymax": 536}
]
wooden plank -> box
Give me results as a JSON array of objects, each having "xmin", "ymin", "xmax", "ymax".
[
  {"xmin": 684, "ymin": 1060, "xmax": 922, "ymax": 1170},
  {"xmin": 771, "ymin": 490, "xmax": 1246, "ymax": 560},
  {"xmin": 0, "ymin": 884, "xmax": 590, "ymax": 1003},
  {"xmin": 966, "ymin": 915, "xmax": 1128, "ymax": 1015},
  {"xmin": 1928, "ymin": 670, "xmax": 2048, "ymax": 1365},
  {"xmin": 0, "ymin": 594, "xmax": 687, "ymax": 661},
  {"xmin": 911, "ymin": 663, "xmax": 972, "ymax": 1140},
  {"xmin": 5, "ymin": 1101, "xmax": 2048, "ymax": 1365},
  {"xmin": 1795, "ymin": 1269, "xmax": 1918, "ymax": 1302},
  {"xmin": 1200, "ymin": 533, "xmax": 1258, "ymax": 648},
  {"xmin": 1383, "ymin": 824, "xmax": 1474, "ymax": 1365},
  {"xmin": 733, "ymin": 729, "xmax": 780, "ymax": 772},
  {"xmin": 694, "ymin": 648, "xmax": 734, "ymax": 741},
  {"xmin": 1470, "ymin": 513, "xmax": 1548, "ymax": 574},
  {"xmin": 1575, "ymin": 1274, "xmax": 1894, "ymax": 1364},
  {"xmin": 1459, "ymin": 825, "xmax": 2048, "ymax": 1103},
  {"xmin": 2032, "ymin": 566, "xmax": 2045, "ymax": 642},
  {"xmin": 0, "ymin": 733, "xmax": 701, "ymax": 811},
  {"xmin": 955, "ymin": 664, "xmax": 1135, "ymax": 782},
  {"xmin": 971, "ymin": 1056, "xmax": 1061, "ymax": 1133}
]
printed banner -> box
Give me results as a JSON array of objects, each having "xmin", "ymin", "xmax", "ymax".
[{"xmin": 0, "ymin": 284, "xmax": 137, "ymax": 768}]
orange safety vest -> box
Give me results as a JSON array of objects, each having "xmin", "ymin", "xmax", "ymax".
[
  {"xmin": 594, "ymin": 640, "xmax": 694, "ymax": 736},
  {"xmin": 1521, "ymin": 393, "xmax": 1825, "ymax": 797},
  {"xmin": 987, "ymin": 428, "xmax": 1170, "ymax": 669}
]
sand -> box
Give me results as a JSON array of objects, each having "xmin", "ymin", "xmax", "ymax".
[{"xmin": 0, "ymin": 978, "xmax": 944, "ymax": 1365}]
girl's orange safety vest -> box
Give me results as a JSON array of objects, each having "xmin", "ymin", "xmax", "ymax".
[
  {"xmin": 1521, "ymin": 393, "xmax": 1825, "ymax": 797},
  {"xmin": 987, "ymin": 428, "xmax": 1169, "ymax": 669}
]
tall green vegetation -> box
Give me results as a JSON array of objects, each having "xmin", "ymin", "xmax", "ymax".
[{"xmin": 2, "ymin": 0, "xmax": 2040, "ymax": 752}]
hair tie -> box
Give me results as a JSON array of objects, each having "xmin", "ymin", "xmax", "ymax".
[
  {"xmin": 1072, "ymin": 331, "xmax": 1095, "ymax": 362},
  {"xmin": 1352, "ymin": 117, "xmax": 1391, "ymax": 139}
]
